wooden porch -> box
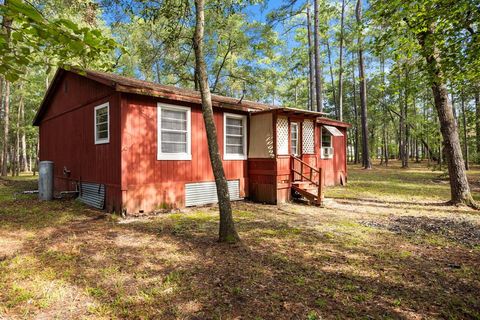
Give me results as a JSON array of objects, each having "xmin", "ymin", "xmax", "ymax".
[{"xmin": 290, "ymin": 155, "xmax": 324, "ymax": 206}]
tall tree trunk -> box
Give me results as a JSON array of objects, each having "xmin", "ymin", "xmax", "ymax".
[
  {"xmin": 403, "ymin": 67, "xmax": 409, "ymax": 168},
  {"xmin": 14, "ymin": 101, "xmax": 20, "ymax": 177},
  {"xmin": 475, "ymin": 88, "xmax": 480, "ymax": 163},
  {"xmin": 34, "ymin": 138, "xmax": 39, "ymax": 176},
  {"xmin": 460, "ymin": 89, "xmax": 469, "ymax": 170},
  {"xmin": 380, "ymin": 56, "xmax": 388, "ymax": 166},
  {"xmin": 352, "ymin": 52, "xmax": 359, "ymax": 164},
  {"xmin": 399, "ymin": 82, "xmax": 404, "ymax": 163},
  {"xmin": 1, "ymin": 80, "xmax": 10, "ymax": 176},
  {"xmin": 1, "ymin": 3, "xmax": 12, "ymax": 177},
  {"xmin": 193, "ymin": 0, "xmax": 240, "ymax": 242},
  {"xmin": 313, "ymin": 0, "xmax": 323, "ymax": 112},
  {"xmin": 337, "ymin": 0, "xmax": 345, "ymax": 122},
  {"xmin": 326, "ymin": 38, "xmax": 337, "ymax": 115},
  {"xmin": 417, "ymin": 28, "xmax": 475, "ymax": 207},
  {"xmin": 20, "ymin": 95, "xmax": 27, "ymax": 172},
  {"xmin": 384, "ymin": 130, "xmax": 389, "ymax": 166},
  {"xmin": 356, "ymin": 0, "xmax": 371, "ymax": 169},
  {"xmin": 413, "ymin": 96, "xmax": 420, "ymax": 163},
  {"xmin": 306, "ymin": 3, "xmax": 315, "ymax": 111},
  {"xmin": 0, "ymin": 77, "xmax": 3, "ymax": 173}
]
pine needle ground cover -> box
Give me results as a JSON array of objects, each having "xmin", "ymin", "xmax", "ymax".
[{"xmin": 0, "ymin": 162, "xmax": 479, "ymax": 319}]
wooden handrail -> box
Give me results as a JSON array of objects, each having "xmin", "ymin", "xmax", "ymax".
[
  {"xmin": 290, "ymin": 155, "xmax": 324, "ymax": 206},
  {"xmin": 290, "ymin": 155, "xmax": 319, "ymax": 175},
  {"xmin": 290, "ymin": 155, "xmax": 320, "ymax": 187}
]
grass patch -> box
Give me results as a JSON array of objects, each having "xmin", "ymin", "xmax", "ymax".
[{"xmin": 0, "ymin": 161, "xmax": 479, "ymax": 319}]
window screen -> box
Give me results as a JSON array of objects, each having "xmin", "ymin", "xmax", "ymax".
[
  {"xmin": 290, "ymin": 122, "xmax": 299, "ymax": 155},
  {"xmin": 322, "ymin": 128, "xmax": 332, "ymax": 147},
  {"xmin": 161, "ymin": 108, "xmax": 188, "ymax": 153},
  {"xmin": 224, "ymin": 114, "xmax": 247, "ymax": 160},
  {"xmin": 225, "ymin": 116, "xmax": 244, "ymax": 155},
  {"xmin": 95, "ymin": 103, "xmax": 109, "ymax": 144},
  {"xmin": 157, "ymin": 104, "xmax": 191, "ymax": 160}
]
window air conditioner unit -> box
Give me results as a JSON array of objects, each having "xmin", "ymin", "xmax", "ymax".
[{"xmin": 322, "ymin": 147, "xmax": 334, "ymax": 159}]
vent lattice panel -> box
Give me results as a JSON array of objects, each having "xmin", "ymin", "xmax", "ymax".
[
  {"xmin": 276, "ymin": 117, "xmax": 289, "ymax": 155},
  {"xmin": 302, "ymin": 120, "xmax": 314, "ymax": 154}
]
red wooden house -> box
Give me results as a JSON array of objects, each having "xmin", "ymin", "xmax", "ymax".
[{"xmin": 33, "ymin": 69, "xmax": 350, "ymax": 214}]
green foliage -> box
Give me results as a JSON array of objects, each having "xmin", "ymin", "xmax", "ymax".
[{"xmin": 0, "ymin": 0, "xmax": 119, "ymax": 81}]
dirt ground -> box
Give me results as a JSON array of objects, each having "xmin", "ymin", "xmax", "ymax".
[{"xmin": 0, "ymin": 162, "xmax": 479, "ymax": 319}]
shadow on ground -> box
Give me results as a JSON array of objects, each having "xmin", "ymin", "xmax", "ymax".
[{"xmin": 1, "ymin": 169, "xmax": 480, "ymax": 319}]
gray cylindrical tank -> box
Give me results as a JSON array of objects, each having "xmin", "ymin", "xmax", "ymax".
[{"xmin": 38, "ymin": 161, "xmax": 54, "ymax": 201}]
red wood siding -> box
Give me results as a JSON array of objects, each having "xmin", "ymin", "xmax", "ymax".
[
  {"xmin": 317, "ymin": 125, "xmax": 347, "ymax": 186},
  {"xmin": 120, "ymin": 94, "xmax": 249, "ymax": 212},
  {"xmin": 38, "ymin": 71, "xmax": 349, "ymax": 213},
  {"xmin": 248, "ymin": 158, "xmax": 276, "ymax": 204},
  {"xmin": 248, "ymin": 116, "xmax": 348, "ymax": 205},
  {"xmin": 39, "ymin": 73, "xmax": 122, "ymax": 212}
]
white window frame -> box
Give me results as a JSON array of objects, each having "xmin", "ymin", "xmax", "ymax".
[
  {"xmin": 321, "ymin": 127, "xmax": 334, "ymax": 159},
  {"xmin": 94, "ymin": 102, "xmax": 110, "ymax": 144},
  {"xmin": 290, "ymin": 122, "xmax": 300, "ymax": 156},
  {"xmin": 157, "ymin": 103, "xmax": 192, "ymax": 161},
  {"xmin": 223, "ymin": 113, "xmax": 247, "ymax": 160},
  {"xmin": 321, "ymin": 127, "xmax": 332, "ymax": 148}
]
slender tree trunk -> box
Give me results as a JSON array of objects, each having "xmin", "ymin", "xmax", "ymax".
[
  {"xmin": 460, "ymin": 89, "xmax": 469, "ymax": 170},
  {"xmin": 380, "ymin": 56, "xmax": 388, "ymax": 166},
  {"xmin": 1, "ymin": 80, "xmax": 10, "ymax": 176},
  {"xmin": 326, "ymin": 38, "xmax": 337, "ymax": 115},
  {"xmin": 337, "ymin": 0, "xmax": 345, "ymax": 121},
  {"xmin": 34, "ymin": 138, "xmax": 39, "ymax": 176},
  {"xmin": 403, "ymin": 67, "xmax": 409, "ymax": 168},
  {"xmin": 399, "ymin": 83, "xmax": 404, "ymax": 164},
  {"xmin": 193, "ymin": 0, "xmax": 240, "ymax": 242},
  {"xmin": 417, "ymin": 28, "xmax": 475, "ymax": 207},
  {"xmin": 476, "ymin": 88, "xmax": 480, "ymax": 164},
  {"xmin": 306, "ymin": 3, "xmax": 315, "ymax": 111},
  {"xmin": 1, "ymin": 0, "xmax": 12, "ymax": 177},
  {"xmin": 352, "ymin": 53, "xmax": 359, "ymax": 164},
  {"xmin": 0, "ymin": 77, "xmax": 3, "ymax": 174},
  {"xmin": 14, "ymin": 102, "xmax": 20, "ymax": 176},
  {"xmin": 313, "ymin": 0, "xmax": 323, "ymax": 112},
  {"xmin": 413, "ymin": 97, "xmax": 420, "ymax": 163},
  {"xmin": 385, "ymin": 130, "xmax": 389, "ymax": 166},
  {"xmin": 356, "ymin": 0, "xmax": 371, "ymax": 169},
  {"xmin": 18, "ymin": 83, "xmax": 27, "ymax": 172},
  {"xmin": 28, "ymin": 150, "xmax": 32, "ymax": 172}
]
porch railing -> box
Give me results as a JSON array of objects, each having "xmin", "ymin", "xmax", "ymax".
[{"xmin": 290, "ymin": 155, "xmax": 324, "ymax": 205}]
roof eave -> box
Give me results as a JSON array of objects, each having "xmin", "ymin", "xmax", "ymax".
[
  {"xmin": 317, "ymin": 117, "xmax": 352, "ymax": 128},
  {"xmin": 252, "ymin": 107, "xmax": 326, "ymax": 118}
]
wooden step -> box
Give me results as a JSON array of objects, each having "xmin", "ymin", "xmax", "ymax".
[
  {"xmin": 291, "ymin": 185, "xmax": 323, "ymax": 206},
  {"xmin": 292, "ymin": 182, "xmax": 317, "ymax": 192},
  {"xmin": 292, "ymin": 181, "xmax": 312, "ymax": 187}
]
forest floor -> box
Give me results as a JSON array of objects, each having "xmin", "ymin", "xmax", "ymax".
[{"xmin": 0, "ymin": 161, "xmax": 479, "ymax": 319}]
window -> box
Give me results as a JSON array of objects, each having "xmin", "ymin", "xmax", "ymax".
[
  {"xmin": 290, "ymin": 122, "xmax": 299, "ymax": 155},
  {"xmin": 157, "ymin": 103, "xmax": 191, "ymax": 160},
  {"xmin": 94, "ymin": 103, "xmax": 109, "ymax": 144},
  {"xmin": 224, "ymin": 113, "xmax": 247, "ymax": 160},
  {"xmin": 321, "ymin": 127, "xmax": 334, "ymax": 159},
  {"xmin": 322, "ymin": 128, "xmax": 332, "ymax": 148}
]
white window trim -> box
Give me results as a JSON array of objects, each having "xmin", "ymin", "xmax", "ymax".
[
  {"xmin": 290, "ymin": 122, "xmax": 300, "ymax": 156},
  {"xmin": 157, "ymin": 103, "xmax": 192, "ymax": 161},
  {"xmin": 94, "ymin": 102, "xmax": 110, "ymax": 145},
  {"xmin": 321, "ymin": 128, "xmax": 334, "ymax": 159},
  {"xmin": 223, "ymin": 113, "xmax": 247, "ymax": 160},
  {"xmin": 321, "ymin": 128, "xmax": 333, "ymax": 148}
]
